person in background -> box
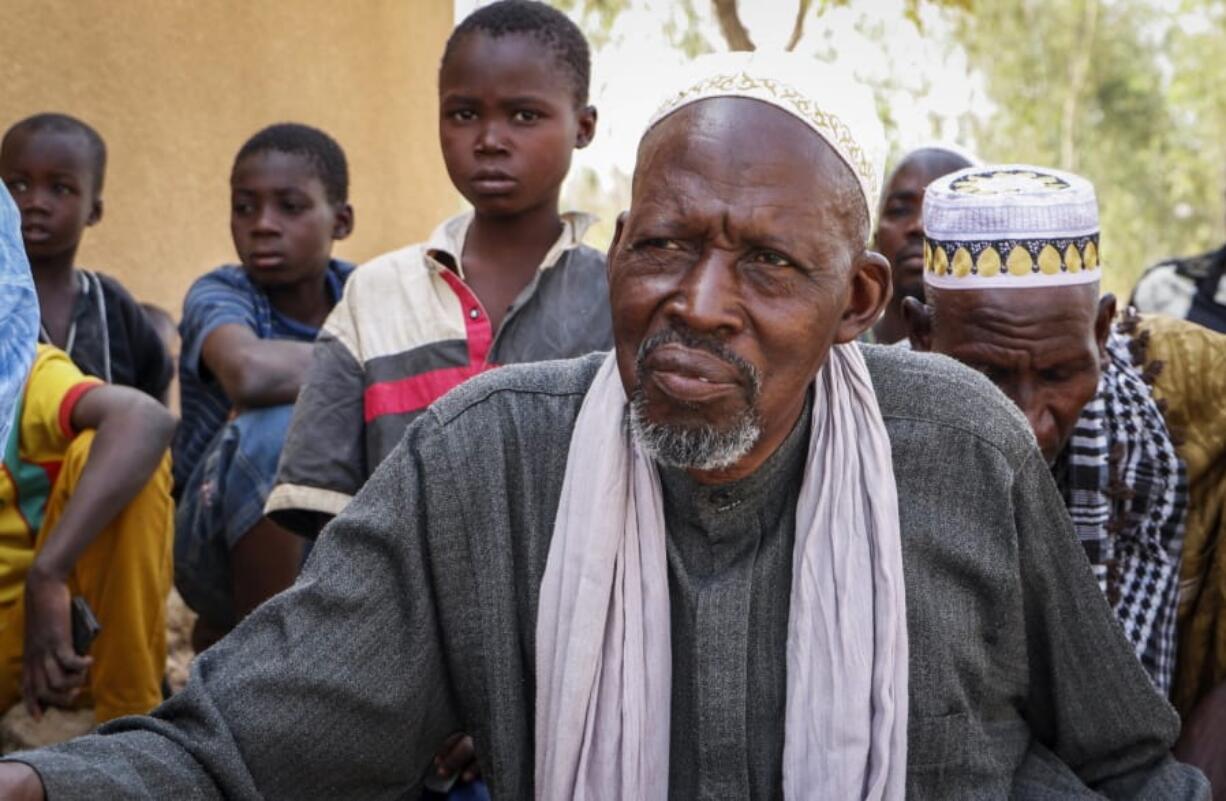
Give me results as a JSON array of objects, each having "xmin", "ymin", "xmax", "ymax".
[
  {"xmin": 870, "ymin": 144, "xmax": 975, "ymax": 344},
  {"xmin": 0, "ymin": 114, "xmax": 171, "ymax": 399},
  {"xmin": 906, "ymin": 163, "xmax": 1226, "ymax": 795},
  {"xmin": 265, "ymin": 0, "xmax": 611, "ymax": 541},
  {"xmin": 0, "ymin": 345, "xmax": 174, "ymax": 724},
  {"xmin": 1131, "ymin": 211, "xmax": 1226, "ymax": 333},
  {"xmin": 172, "ymin": 123, "xmax": 354, "ymax": 650},
  {"xmin": 0, "ymin": 186, "xmax": 38, "ymax": 452}
]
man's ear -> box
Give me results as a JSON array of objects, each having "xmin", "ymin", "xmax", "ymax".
[
  {"xmin": 332, "ymin": 203, "xmax": 355, "ymax": 241},
  {"xmin": 1095, "ymin": 292, "xmax": 1116, "ymax": 360},
  {"xmin": 575, "ymin": 105, "xmax": 597, "ymax": 150},
  {"xmin": 606, "ymin": 211, "xmax": 628, "ymax": 283},
  {"xmin": 86, "ymin": 196, "xmax": 103, "ymax": 227},
  {"xmin": 902, "ymin": 296, "xmax": 934, "ymax": 351},
  {"xmin": 834, "ymin": 250, "xmax": 891, "ymax": 344}
]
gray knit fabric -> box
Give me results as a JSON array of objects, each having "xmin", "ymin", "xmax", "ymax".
[{"xmin": 9, "ymin": 346, "xmax": 1207, "ymax": 800}]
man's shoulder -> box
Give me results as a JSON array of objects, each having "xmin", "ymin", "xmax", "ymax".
[
  {"xmin": 862, "ymin": 344, "xmax": 1036, "ymax": 466},
  {"xmin": 427, "ymin": 354, "xmax": 606, "ymax": 429}
]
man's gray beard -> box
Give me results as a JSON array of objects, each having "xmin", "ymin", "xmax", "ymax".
[{"xmin": 628, "ymin": 389, "xmax": 762, "ymax": 472}]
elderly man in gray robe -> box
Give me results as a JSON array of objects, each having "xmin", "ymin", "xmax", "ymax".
[{"xmin": 0, "ymin": 52, "xmax": 1206, "ymax": 801}]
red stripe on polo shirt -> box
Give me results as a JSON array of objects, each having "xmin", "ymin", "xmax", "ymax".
[
  {"xmin": 362, "ymin": 269, "xmax": 499, "ymax": 422},
  {"xmin": 363, "ymin": 363, "xmax": 494, "ymax": 422}
]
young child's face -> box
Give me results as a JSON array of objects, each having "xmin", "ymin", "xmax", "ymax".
[
  {"xmin": 230, "ymin": 150, "xmax": 349, "ymax": 289},
  {"xmin": 0, "ymin": 129, "xmax": 101, "ymax": 263},
  {"xmin": 439, "ymin": 32, "xmax": 594, "ymax": 219}
]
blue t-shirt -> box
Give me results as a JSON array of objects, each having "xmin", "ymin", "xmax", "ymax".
[
  {"xmin": 172, "ymin": 260, "xmax": 354, "ymax": 490},
  {"xmin": 0, "ymin": 189, "xmax": 38, "ymax": 450}
]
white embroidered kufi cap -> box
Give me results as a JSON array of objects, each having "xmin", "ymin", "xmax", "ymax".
[
  {"xmin": 922, "ymin": 164, "xmax": 1101, "ymax": 290},
  {"xmin": 645, "ymin": 50, "xmax": 886, "ymax": 233}
]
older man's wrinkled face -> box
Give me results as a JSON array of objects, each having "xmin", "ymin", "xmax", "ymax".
[
  {"xmin": 909, "ymin": 284, "xmax": 1112, "ymax": 464},
  {"xmin": 609, "ymin": 98, "xmax": 888, "ymax": 483}
]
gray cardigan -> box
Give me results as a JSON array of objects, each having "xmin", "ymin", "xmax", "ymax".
[{"xmin": 13, "ymin": 347, "xmax": 1207, "ymax": 799}]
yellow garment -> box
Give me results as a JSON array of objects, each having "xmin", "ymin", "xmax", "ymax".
[
  {"xmin": 0, "ymin": 432, "xmax": 173, "ymax": 722},
  {"xmin": 0, "ymin": 345, "xmax": 173, "ymax": 722},
  {"xmin": 1136, "ymin": 314, "xmax": 1226, "ymax": 714},
  {"xmin": 0, "ymin": 347, "xmax": 102, "ymax": 606}
]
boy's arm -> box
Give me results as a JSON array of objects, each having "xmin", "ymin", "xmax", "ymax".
[
  {"xmin": 23, "ymin": 385, "xmax": 175, "ymax": 716},
  {"xmin": 5, "ymin": 416, "xmax": 463, "ymax": 800},
  {"xmin": 1012, "ymin": 450, "xmax": 1208, "ymax": 799},
  {"xmin": 199, "ymin": 323, "xmax": 314, "ymax": 409}
]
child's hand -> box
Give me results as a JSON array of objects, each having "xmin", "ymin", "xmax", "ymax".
[
  {"xmin": 21, "ymin": 570, "xmax": 91, "ymax": 720},
  {"xmin": 433, "ymin": 732, "xmax": 481, "ymax": 785}
]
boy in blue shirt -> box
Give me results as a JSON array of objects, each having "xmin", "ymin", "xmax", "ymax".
[{"xmin": 173, "ymin": 123, "xmax": 354, "ymax": 649}]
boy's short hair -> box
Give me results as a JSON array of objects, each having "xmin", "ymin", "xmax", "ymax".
[
  {"xmin": 233, "ymin": 123, "xmax": 349, "ymax": 205},
  {"xmin": 443, "ymin": 0, "xmax": 591, "ymax": 107},
  {"xmin": 2, "ymin": 113, "xmax": 108, "ymax": 193}
]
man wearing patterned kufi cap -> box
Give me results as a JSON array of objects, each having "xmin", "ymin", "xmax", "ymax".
[
  {"xmin": 0, "ymin": 57, "xmax": 1207, "ymax": 800},
  {"xmin": 907, "ymin": 163, "xmax": 1226, "ymax": 789}
]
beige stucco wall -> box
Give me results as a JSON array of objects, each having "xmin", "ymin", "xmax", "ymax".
[{"xmin": 0, "ymin": 0, "xmax": 457, "ymax": 317}]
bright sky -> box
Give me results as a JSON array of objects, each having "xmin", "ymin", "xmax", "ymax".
[{"xmin": 454, "ymin": 0, "xmax": 986, "ymax": 190}]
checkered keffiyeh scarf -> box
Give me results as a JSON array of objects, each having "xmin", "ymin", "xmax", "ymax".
[{"xmin": 1058, "ymin": 327, "xmax": 1187, "ymax": 694}]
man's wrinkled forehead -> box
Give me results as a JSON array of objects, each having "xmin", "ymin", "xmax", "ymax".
[
  {"xmin": 633, "ymin": 98, "xmax": 870, "ymax": 239},
  {"xmin": 929, "ymin": 282, "xmax": 1102, "ymax": 335}
]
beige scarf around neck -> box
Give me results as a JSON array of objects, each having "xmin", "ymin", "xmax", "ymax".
[{"xmin": 534, "ymin": 345, "xmax": 908, "ymax": 800}]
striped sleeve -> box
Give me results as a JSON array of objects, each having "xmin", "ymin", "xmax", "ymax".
[{"xmin": 179, "ymin": 270, "xmax": 260, "ymax": 383}]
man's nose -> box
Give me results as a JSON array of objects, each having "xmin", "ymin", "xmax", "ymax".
[
  {"xmin": 1019, "ymin": 394, "xmax": 1061, "ymax": 459},
  {"xmin": 904, "ymin": 209, "xmax": 924, "ymax": 240},
  {"xmin": 666, "ymin": 250, "xmax": 743, "ymax": 337}
]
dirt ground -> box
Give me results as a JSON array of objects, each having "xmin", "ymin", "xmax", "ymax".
[{"xmin": 165, "ymin": 587, "xmax": 197, "ymax": 695}]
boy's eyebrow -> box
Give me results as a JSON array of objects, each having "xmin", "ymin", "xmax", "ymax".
[
  {"xmin": 499, "ymin": 94, "xmax": 554, "ymax": 106},
  {"xmin": 440, "ymin": 92, "xmax": 556, "ymax": 106},
  {"xmin": 230, "ymin": 186, "xmax": 314, "ymax": 197}
]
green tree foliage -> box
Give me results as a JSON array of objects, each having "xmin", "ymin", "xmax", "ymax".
[
  {"xmin": 555, "ymin": 0, "xmax": 1226, "ymax": 298},
  {"xmin": 951, "ymin": 0, "xmax": 1225, "ymax": 296}
]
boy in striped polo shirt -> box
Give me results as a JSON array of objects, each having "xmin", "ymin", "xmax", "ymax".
[{"xmin": 267, "ymin": 1, "xmax": 612, "ymax": 540}]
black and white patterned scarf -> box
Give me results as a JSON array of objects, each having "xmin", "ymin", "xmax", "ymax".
[{"xmin": 1057, "ymin": 325, "xmax": 1187, "ymax": 694}]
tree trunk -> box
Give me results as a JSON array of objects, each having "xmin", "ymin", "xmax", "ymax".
[
  {"xmin": 785, "ymin": 0, "xmax": 815, "ymax": 51},
  {"xmin": 1060, "ymin": 0, "xmax": 1099, "ymax": 171},
  {"xmin": 711, "ymin": 0, "xmax": 755, "ymax": 51}
]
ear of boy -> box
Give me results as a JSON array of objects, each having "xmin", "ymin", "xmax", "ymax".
[
  {"xmin": 330, "ymin": 203, "xmax": 355, "ymax": 242},
  {"xmin": 574, "ymin": 106, "xmax": 597, "ymax": 150}
]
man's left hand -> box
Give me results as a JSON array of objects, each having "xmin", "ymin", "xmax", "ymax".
[{"xmin": 21, "ymin": 570, "xmax": 91, "ymax": 720}]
